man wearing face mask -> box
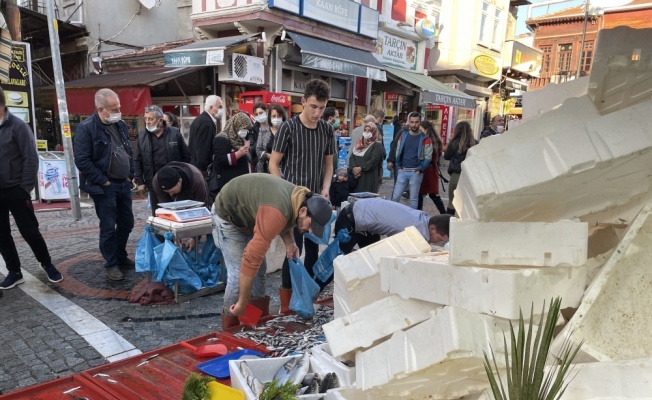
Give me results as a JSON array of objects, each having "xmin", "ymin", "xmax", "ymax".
[
  {"xmin": 480, "ymin": 115, "xmax": 505, "ymax": 141},
  {"xmin": 73, "ymin": 88, "xmax": 135, "ymax": 281},
  {"xmin": 133, "ymin": 105, "xmax": 190, "ymax": 216},
  {"xmin": 323, "ymin": 106, "xmax": 340, "ymax": 131},
  {"xmin": 206, "ymin": 112, "xmax": 253, "ymax": 197},
  {"xmin": 189, "ymin": 95, "xmax": 223, "ymax": 177}
]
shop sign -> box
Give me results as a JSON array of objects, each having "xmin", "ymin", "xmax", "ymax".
[
  {"xmin": 302, "ymin": 0, "xmax": 360, "ymax": 34},
  {"xmin": 268, "ymin": 0, "xmax": 300, "ymax": 14},
  {"xmin": 384, "ymin": 92, "xmax": 398, "ymax": 101},
  {"xmin": 374, "ymin": 30, "xmax": 418, "ymax": 71},
  {"xmin": 197, "ymin": 0, "xmax": 259, "ymax": 13},
  {"xmin": 36, "ymin": 139, "xmax": 48, "ymax": 151},
  {"xmin": 359, "ymin": 5, "xmax": 379, "ymax": 38},
  {"xmin": 509, "ymin": 41, "xmax": 542, "ymax": 76},
  {"xmin": 415, "ymin": 19, "xmax": 437, "ymax": 40},
  {"xmin": 164, "ymin": 50, "xmax": 224, "ymax": 67},
  {"xmin": 4, "ymin": 42, "xmax": 35, "ymax": 132},
  {"xmin": 470, "ymin": 51, "xmax": 500, "ymax": 79}
]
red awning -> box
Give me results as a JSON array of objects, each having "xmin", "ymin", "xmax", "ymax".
[{"xmin": 56, "ymin": 87, "xmax": 151, "ymax": 116}]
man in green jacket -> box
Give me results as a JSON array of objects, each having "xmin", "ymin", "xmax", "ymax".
[{"xmin": 212, "ymin": 173, "xmax": 333, "ymax": 329}]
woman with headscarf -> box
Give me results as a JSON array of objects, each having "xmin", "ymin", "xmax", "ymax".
[
  {"xmin": 349, "ymin": 122, "xmax": 384, "ymax": 193},
  {"xmin": 207, "ymin": 112, "xmax": 253, "ymax": 196}
]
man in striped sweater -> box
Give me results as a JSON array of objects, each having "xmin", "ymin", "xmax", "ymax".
[{"xmin": 268, "ymin": 79, "xmax": 336, "ymax": 312}]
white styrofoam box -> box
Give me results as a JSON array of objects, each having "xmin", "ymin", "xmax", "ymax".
[
  {"xmin": 355, "ymin": 306, "xmax": 512, "ymax": 390},
  {"xmin": 588, "ymin": 27, "xmax": 652, "ymax": 116},
  {"xmin": 552, "ymin": 204, "xmax": 652, "ymax": 363},
  {"xmin": 449, "ymin": 219, "xmax": 588, "ymax": 267},
  {"xmin": 380, "ymin": 253, "xmax": 587, "ymax": 320},
  {"xmin": 333, "ymin": 227, "xmax": 431, "ymax": 319},
  {"xmin": 324, "ymin": 295, "xmax": 440, "ymax": 358},
  {"xmin": 454, "ymin": 96, "xmax": 652, "ymax": 224},
  {"xmin": 310, "ymin": 344, "xmax": 355, "ymax": 387},
  {"xmin": 561, "ymin": 358, "xmax": 652, "ymax": 399},
  {"xmin": 230, "ymin": 355, "xmax": 322, "ymax": 400},
  {"xmin": 522, "ymin": 76, "xmax": 590, "ymax": 122}
]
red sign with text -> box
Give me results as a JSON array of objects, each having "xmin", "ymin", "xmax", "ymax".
[
  {"xmin": 239, "ymin": 91, "xmax": 292, "ymax": 116},
  {"xmin": 384, "ymin": 92, "xmax": 399, "ymax": 102}
]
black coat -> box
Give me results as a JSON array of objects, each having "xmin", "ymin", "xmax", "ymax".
[
  {"xmin": 134, "ymin": 126, "xmax": 190, "ymax": 187},
  {"xmin": 189, "ymin": 111, "xmax": 217, "ymax": 172},
  {"xmin": 208, "ymin": 135, "xmax": 251, "ymax": 195}
]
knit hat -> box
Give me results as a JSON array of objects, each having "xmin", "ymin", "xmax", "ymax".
[
  {"xmin": 306, "ymin": 194, "xmax": 333, "ymax": 237},
  {"xmin": 156, "ymin": 166, "xmax": 180, "ymax": 190},
  {"xmin": 336, "ymin": 166, "xmax": 347, "ymax": 176}
]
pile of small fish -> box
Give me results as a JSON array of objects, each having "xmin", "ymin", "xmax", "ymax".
[
  {"xmin": 239, "ymin": 352, "xmax": 340, "ymax": 399},
  {"xmin": 233, "ymin": 305, "xmax": 333, "ymax": 357}
]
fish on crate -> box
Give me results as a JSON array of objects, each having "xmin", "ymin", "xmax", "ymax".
[{"xmin": 239, "ymin": 360, "xmax": 264, "ymax": 398}]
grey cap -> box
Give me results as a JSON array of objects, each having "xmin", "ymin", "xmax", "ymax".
[{"xmin": 306, "ymin": 194, "xmax": 332, "ymax": 237}]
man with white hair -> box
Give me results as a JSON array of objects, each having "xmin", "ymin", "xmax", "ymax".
[
  {"xmin": 189, "ymin": 95, "xmax": 223, "ymax": 176},
  {"xmin": 74, "ymin": 88, "xmax": 135, "ymax": 281}
]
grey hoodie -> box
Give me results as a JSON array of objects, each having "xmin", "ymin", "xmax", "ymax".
[{"xmin": 0, "ymin": 110, "xmax": 38, "ymax": 191}]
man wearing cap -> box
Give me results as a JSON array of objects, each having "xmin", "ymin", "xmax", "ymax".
[
  {"xmin": 151, "ymin": 162, "xmax": 211, "ymax": 250},
  {"xmin": 212, "ymin": 173, "xmax": 332, "ymax": 329}
]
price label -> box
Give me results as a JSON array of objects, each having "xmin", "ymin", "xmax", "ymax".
[{"xmin": 63, "ymin": 123, "xmax": 71, "ymax": 137}]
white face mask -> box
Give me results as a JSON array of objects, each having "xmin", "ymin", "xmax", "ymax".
[
  {"xmin": 106, "ymin": 112, "xmax": 122, "ymax": 123},
  {"xmin": 271, "ymin": 118, "xmax": 283, "ymax": 127},
  {"xmin": 146, "ymin": 120, "xmax": 160, "ymax": 133},
  {"xmin": 237, "ymin": 129, "xmax": 248, "ymax": 138},
  {"xmin": 496, "ymin": 126, "xmax": 505, "ymax": 134},
  {"xmin": 215, "ymin": 109, "xmax": 224, "ymax": 120},
  {"xmin": 255, "ymin": 113, "xmax": 267, "ymax": 124},
  {"xmin": 363, "ymin": 131, "xmax": 373, "ymax": 139}
]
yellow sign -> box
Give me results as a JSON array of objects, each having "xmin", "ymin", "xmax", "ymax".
[
  {"xmin": 473, "ymin": 54, "xmax": 500, "ymax": 77},
  {"xmin": 36, "ymin": 139, "xmax": 48, "ymax": 151},
  {"xmin": 63, "ymin": 123, "xmax": 71, "ymax": 138}
]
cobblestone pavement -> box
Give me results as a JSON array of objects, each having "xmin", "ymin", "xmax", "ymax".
[{"xmin": 0, "ymin": 173, "xmax": 450, "ymax": 395}]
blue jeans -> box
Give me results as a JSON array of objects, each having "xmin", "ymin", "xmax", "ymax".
[
  {"xmin": 391, "ymin": 170, "xmax": 424, "ymax": 209},
  {"xmin": 90, "ymin": 180, "xmax": 134, "ymax": 268},
  {"xmin": 212, "ymin": 213, "xmax": 267, "ymax": 316}
]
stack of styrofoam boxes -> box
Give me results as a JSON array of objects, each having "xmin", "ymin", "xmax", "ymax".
[
  {"xmin": 332, "ymin": 226, "xmax": 432, "ymax": 319},
  {"xmin": 340, "ymin": 219, "xmax": 588, "ymax": 397}
]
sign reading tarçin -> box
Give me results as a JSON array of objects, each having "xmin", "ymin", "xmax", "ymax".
[{"xmin": 374, "ymin": 30, "xmax": 418, "ymax": 70}]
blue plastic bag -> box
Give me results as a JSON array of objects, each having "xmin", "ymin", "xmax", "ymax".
[
  {"xmin": 135, "ymin": 226, "xmax": 162, "ymax": 274},
  {"xmin": 312, "ymin": 229, "xmax": 351, "ymax": 283},
  {"xmin": 154, "ymin": 233, "xmax": 203, "ymax": 294},
  {"xmin": 180, "ymin": 235, "xmax": 223, "ymax": 288},
  {"xmin": 304, "ymin": 213, "xmax": 336, "ymax": 245},
  {"xmin": 289, "ymin": 257, "xmax": 320, "ymax": 319}
]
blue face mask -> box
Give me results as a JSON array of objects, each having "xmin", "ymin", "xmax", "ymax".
[{"xmin": 304, "ymin": 213, "xmax": 336, "ymax": 245}]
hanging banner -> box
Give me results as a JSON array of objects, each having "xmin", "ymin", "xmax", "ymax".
[{"xmin": 2, "ymin": 42, "xmax": 36, "ymax": 133}]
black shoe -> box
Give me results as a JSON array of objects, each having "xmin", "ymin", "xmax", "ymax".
[
  {"xmin": 0, "ymin": 272, "xmax": 25, "ymax": 290},
  {"xmin": 119, "ymin": 258, "xmax": 135, "ymax": 269},
  {"xmin": 106, "ymin": 267, "xmax": 125, "ymax": 281},
  {"xmin": 41, "ymin": 263, "xmax": 63, "ymax": 283}
]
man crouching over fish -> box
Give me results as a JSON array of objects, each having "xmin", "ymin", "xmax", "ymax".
[{"xmin": 212, "ymin": 173, "xmax": 333, "ymax": 329}]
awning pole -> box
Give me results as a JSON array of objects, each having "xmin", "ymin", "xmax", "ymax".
[{"xmin": 46, "ymin": 0, "xmax": 82, "ymax": 220}]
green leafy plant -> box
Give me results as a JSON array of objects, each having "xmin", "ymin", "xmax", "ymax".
[
  {"xmin": 181, "ymin": 372, "xmax": 215, "ymax": 400},
  {"xmin": 259, "ymin": 379, "xmax": 301, "ymax": 400},
  {"xmin": 483, "ymin": 297, "xmax": 584, "ymax": 400}
]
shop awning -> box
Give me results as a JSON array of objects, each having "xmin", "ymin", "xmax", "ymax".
[
  {"xmin": 286, "ymin": 32, "xmax": 386, "ymax": 81},
  {"xmin": 163, "ymin": 34, "xmax": 258, "ymax": 67},
  {"xmin": 59, "ymin": 67, "xmax": 202, "ymax": 115},
  {"xmin": 385, "ymin": 66, "xmax": 476, "ymax": 109}
]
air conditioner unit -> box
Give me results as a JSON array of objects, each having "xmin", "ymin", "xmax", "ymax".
[{"xmin": 217, "ymin": 54, "xmax": 265, "ymax": 85}]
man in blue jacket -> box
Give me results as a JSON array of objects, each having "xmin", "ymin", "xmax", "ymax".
[
  {"xmin": 0, "ymin": 87, "xmax": 63, "ymax": 290},
  {"xmin": 73, "ymin": 88, "xmax": 135, "ymax": 281}
]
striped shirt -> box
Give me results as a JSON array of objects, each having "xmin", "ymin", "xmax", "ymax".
[{"xmin": 272, "ymin": 116, "xmax": 336, "ymax": 193}]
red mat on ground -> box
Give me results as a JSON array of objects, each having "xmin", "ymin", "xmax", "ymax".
[{"xmin": 33, "ymin": 201, "xmax": 71, "ymax": 211}]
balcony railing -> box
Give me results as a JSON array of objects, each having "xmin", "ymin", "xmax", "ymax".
[{"xmin": 19, "ymin": 1, "xmax": 60, "ymax": 18}]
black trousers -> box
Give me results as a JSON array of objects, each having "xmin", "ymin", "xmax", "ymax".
[
  {"xmin": 281, "ymin": 226, "xmax": 319, "ymax": 289},
  {"xmin": 0, "ymin": 186, "xmax": 52, "ymax": 273},
  {"xmin": 335, "ymin": 205, "xmax": 380, "ymax": 255}
]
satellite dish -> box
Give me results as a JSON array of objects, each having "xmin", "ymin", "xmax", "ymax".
[{"xmin": 139, "ymin": 0, "xmax": 157, "ymax": 9}]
